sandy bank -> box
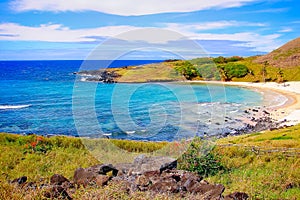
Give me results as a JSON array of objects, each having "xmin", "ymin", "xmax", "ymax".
[{"xmin": 189, "ymin": 81, "xmax": 300, "ymax": 126}]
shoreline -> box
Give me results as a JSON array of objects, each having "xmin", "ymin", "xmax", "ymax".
[
  {"xmin": 188, "ymin": 81, "xmax": 300, "ymax": 126},
  {"xmin": 2, "ymin": 80, "xmax": 300, "ymax": 139}
]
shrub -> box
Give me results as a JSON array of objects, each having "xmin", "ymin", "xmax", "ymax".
[
  {"xmin": 197, "ymin": 64, "xmax": 221, "ymax": 80},
  {"xmin": 213, "ymin": 56, "xmax": 244, "ymax": 64},
  {"xmin": 174, "ymin": 61, "xmax": 201, "ymax": 80},
  {"xmin": 225, "ymin": 63, "xmax": 248, "ymax": 78},
  {"xmin": 226, "ymin": 56, "xmax": 244, "ymax": 62},
  {"xmin": 218, "ymin": 63, "xmax": 249, "ymax": 81},
  {"xmin": 178, "ymin": 137, "xmax": 225, "ymax": 177},
  {"xmin": 213, "ymin": 56, "xmax": 227, "ymax": 64}
]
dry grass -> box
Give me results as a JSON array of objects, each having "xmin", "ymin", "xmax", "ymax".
[
  {"xmin": 0, "ymin": 124, "xmax": 300, "ymax": 199},
  {"xmin": 107, "ymin": 62, "xmax": 184, "ymax": 83}
]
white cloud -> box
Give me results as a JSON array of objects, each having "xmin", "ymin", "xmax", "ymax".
[
  {"xmin": 165, "ymin": 21, "xmax": 265, "ymax": 31},
  {"xmin": 0, "ymin": 22, "xmax": 281, "ymax": 53},
  {"xmin": 244, "ymin": 8, "xmax": 288, "ymax": 13},
  {"xmin": 0, "ymin": 23, "xmax": 137, "ymax": 42},
  {"xmin": 10, "ymin": 0, "xmax": 258, "ymax": 16},
  {"xmin": 278, "ymin": 27, "xmax": 293, "ymax": 33},
  {"xmin": 162, "ymin": 22, "xmax": 280, "ymax": 52}
]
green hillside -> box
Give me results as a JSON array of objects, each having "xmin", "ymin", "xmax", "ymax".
[
  {"xmin": 99, "ymin": 37, "xmax": 300, "ymax": 83},
  {"xmin": 255, "ymin": 37, "xmax": 300, "ymax": 69}
]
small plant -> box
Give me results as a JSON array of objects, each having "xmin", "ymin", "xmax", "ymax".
[
  {"xmin": 23, "ymin": 135, "xmax": 52, "ymax": 154},
  {"xmin": 178, "ymin": 137, "xmax": 225, "ymax": 177}
]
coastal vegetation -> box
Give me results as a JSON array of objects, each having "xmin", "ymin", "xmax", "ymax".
[
  {"xmin": 174, "ymin": 61, "xmax": 201, "ymax": 80},
  {"xmin": 77, "ymin": 37, "xmax": 300, "ymax": 83},
  {"xmin": 78, "ymin": 54, "xmax": 300, "ymax": 83},
  {"xmin": 1, "ymin": 124, "xmax": 299, "ymax": 199}
]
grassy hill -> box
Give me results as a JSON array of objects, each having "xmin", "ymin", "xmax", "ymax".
[
  {"xmin": 255, "ymin": 37, "xmax": 300, "ymax": 69},
  {"xmin": 96, "ymin": 37, "xmax": 300, "ymax": 83},
  {"xmin": 234, "ymin": 37, "xmax": 300, "ymax": 82}
]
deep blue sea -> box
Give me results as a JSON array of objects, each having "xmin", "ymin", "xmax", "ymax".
[{"xmin": 0, "ymin": 60, "xmax": 263, "ymax": 141}]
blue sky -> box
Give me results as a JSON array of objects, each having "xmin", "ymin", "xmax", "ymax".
[{"xmin": 0, "ymin": 0, "xmax": 299, "ymax": 60}]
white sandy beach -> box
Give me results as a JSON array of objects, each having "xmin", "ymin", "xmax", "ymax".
[{"xmin": 190, "ymin": 81, "xmax": 300, "ymax": 126}]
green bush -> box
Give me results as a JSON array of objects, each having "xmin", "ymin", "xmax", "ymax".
[
  {"xmin": 213, "ymin": 56, "xmax": 244, "ymax": 64},
  {"xmin": 213, "ymin": 56, "xmax": 227, "ymax": 64},
  {"xmin": 174, "ymin": 61, "xmax": 201, "ymax": 80},
  {"xmin": 197, "ymin": 64, "xmax": 221, "ymax": 80},
  {"xmin": 178, "ymin": 137, "xmax": 225, "ymax": 177},
  {"xmin": 226, "ymin": 56, "xmax": 244, "ymax": 62},
  {"xmin": 224, "ymin": 63, "xmax": 249, "ymax": 78},
  {"xmin": 218, "ymin": 63, "xmax": 249, "ymax": 81}
]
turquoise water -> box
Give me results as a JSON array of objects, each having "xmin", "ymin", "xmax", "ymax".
[{"xmin": 0, "ymin": 61, "xmax": 263, "ymax": 141}]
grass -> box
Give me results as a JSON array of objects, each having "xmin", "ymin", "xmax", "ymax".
[
  {"xmin": 217, "ymin": 123, "xmax": 300, "ymax": 148},
  {"xmin": 231, "ymin": 57, "xmax": 300, "ymax": 82},
  {"xmin": 209, "ymin": 147, "xmax": 300, "ymax": 199},
  {"xmin": 106, "ymin": 57, "xmax": 300, "ymax": 83},
  {"xmin": 107, "ymin": 62, "xmax": 184, "ymax": 82},
  {"xmin": 210, "ymin": 124, "xmax": 300, "ymax": 199},
  {"xmin": 0, "ymin": 134, "xmax": 98, "ymax": 181},
  {"xmin": 0, "ymin": 124, "xmax": 299, "ymax": 199}
]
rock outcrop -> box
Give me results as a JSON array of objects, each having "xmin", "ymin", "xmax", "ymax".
[
  {"xmin": 76, "ymin": 70, "xmax": 119, "ymax": 83},
  {"xmin": 9, "ymin": 155, "xmax": 249, "ymax": 199}
]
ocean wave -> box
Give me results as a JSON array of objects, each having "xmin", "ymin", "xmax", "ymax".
[
  {"xmin": 0, "ymin": 104, "xmax": 31, "ymax": 110},
  {"xmin": 125, "ymin": 131, "xmax": 136, "ymax": 134}
]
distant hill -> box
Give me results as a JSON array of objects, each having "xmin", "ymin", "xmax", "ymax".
[
  {"xmin": 255, "ymin": 37, "xmax": 300, "ymax": 68},
  {"xmin": 77, "ymin": 37, "xmax": 300, "ymax": 83}
]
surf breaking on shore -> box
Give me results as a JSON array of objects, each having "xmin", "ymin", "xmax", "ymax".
[{"xmin": 189, "ymin": 81, "xmax": 300, "ymax": 128}]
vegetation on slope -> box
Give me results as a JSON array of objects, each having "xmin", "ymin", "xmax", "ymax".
[
  {"xmin": 209, "ymin": 125, "xmax": 300, "ymax": 199},
  {"xmin": 105, "ymin": 62, "xmax": 184, "ymax": 82},
  {"xmin": 1, "ymin": 124, "xmax": 299, "ymax": 199},
  {"xmin": 255, "ymin": 37, "xmax": 300, "ymax": 69},
  {"xmin": 174, "ymin": 60, "xmax": 201, "ymax": 80},
  {"xmin": 89, "ymin": 37, "xmax": 300, "ymax": 83},
  {"xmin": 101, "ymin": 54, "xmax": 299, "ymax": 83}
]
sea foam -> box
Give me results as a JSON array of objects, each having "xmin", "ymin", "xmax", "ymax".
[{"xmin": 0, "ymin": 105, "xmax": 31, "ymax": 110}]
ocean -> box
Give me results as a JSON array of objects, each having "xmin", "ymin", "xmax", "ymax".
[{"xmin": 0, "ymin": 60, "xmax": 263, "ymax": 141}]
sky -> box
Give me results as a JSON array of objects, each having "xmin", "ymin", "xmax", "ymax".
[{"xmin": 0, "ymin": 0, "xmax": 299, "ymax": 60}]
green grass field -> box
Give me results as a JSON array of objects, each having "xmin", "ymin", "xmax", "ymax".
[{"xmin": 0, "ymin": 124, "xmax": 299, "ymax": 199}]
